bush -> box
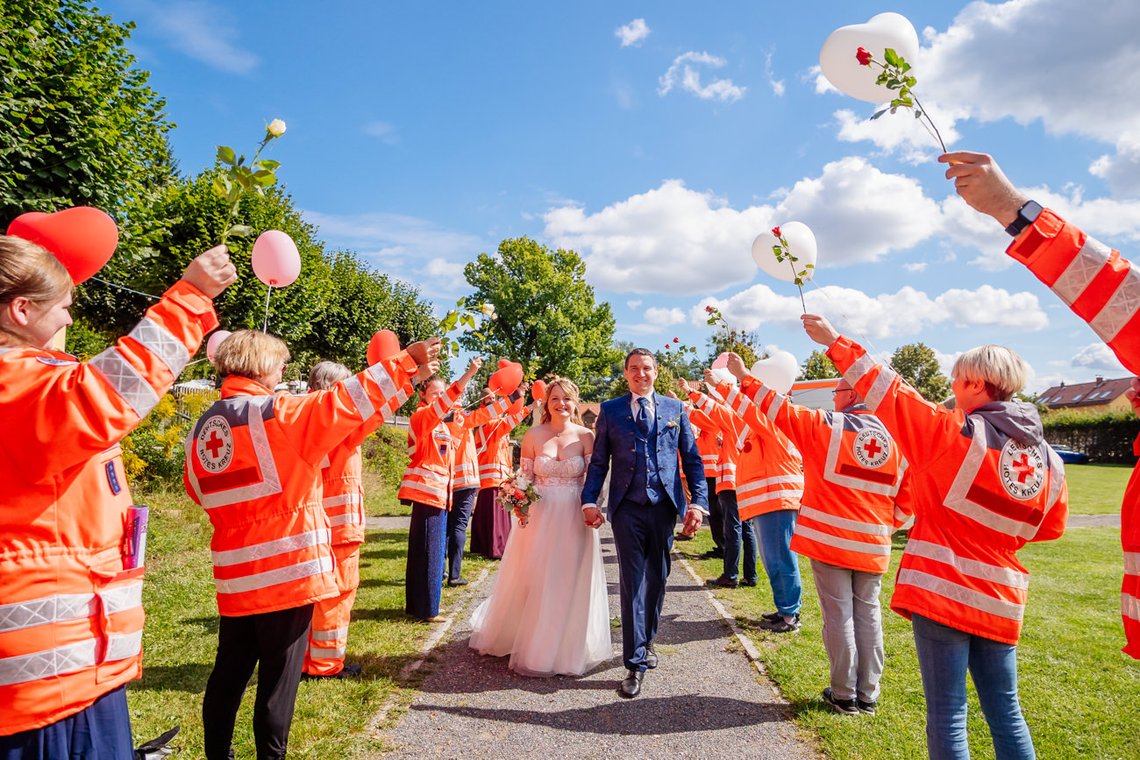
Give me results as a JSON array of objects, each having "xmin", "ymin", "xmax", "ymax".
[
  {"xmin": 361, "ymin": 424, "xmax": 409, "ymax": 491},
  {"xmin": 1042, "ymin": 408, "xmax": 1140, "ymax": 463},
  {"xmin": 121, "ymin": 392, "xmax": 214, "ymax": 487}
]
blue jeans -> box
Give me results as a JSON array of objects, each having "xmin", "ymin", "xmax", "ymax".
[
  {"xmin": 446, "ymin": 487, "xmax": 477, "ymax": 581},
  {"xmin": 0, "ymin": 685, "xmax": 132, "ymax": 759},
  {"xmin": 751, "ymin": 510, "xmax": 801, "ymax": 616},
  {"xmin": 912, "ymin": 614, "xmax": 1036, "ymax": 760},
  {"xmin": 720, "ymin": 490, "xmax": 757, "ymax": 583}
]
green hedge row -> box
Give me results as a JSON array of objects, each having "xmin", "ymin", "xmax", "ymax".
[{"xmin": 1042, "ymin": 409, "xmax": 1140, "ymax": 463}]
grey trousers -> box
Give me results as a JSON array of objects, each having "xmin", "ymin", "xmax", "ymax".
[{"xmin": 810, "ymin": 558, "xmax": 885, "ymax": 703}]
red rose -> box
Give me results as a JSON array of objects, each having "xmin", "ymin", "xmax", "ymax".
[
  {"xmin": 856, "ymin": 47, "xmax": 872, "ymax": 66},
  {"xmin": 771, "ymin": 226, "xmax": 781, "ymax": 238},
  {"xmin": 705, "ymin": 305, "xmax": 714, "ymax": 312},
  {"xmin": 673, "ymin": 337, "xmax": 679, "ymax": 343}
]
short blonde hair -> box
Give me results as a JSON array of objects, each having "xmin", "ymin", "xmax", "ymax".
[
  {"xmin": 213, "ymin": 329, "xmax": 290, "ymax": 380},
  {"xmin": 0, "ymin": 235, "xmax": 72, "ymax": 306},
  {"xmin": 539, "ymin": 376, "xmax": 583, "ymax": 425},
  {"xmin": 308, "ymin": 360, "xmax": 351, "ymax": 391},
  {"xmin": 952, "ymin": 345, "xmax": 1028, "ymax": 401}
]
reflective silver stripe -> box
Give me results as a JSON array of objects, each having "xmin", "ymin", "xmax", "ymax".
[
  {"xmin": 905, "ymin": 539, "xmax": 1029, "ymax": 590},
  {"xmin": 0, "ymin": 582, "xmax": 143, "ymax": 633},
  {"xmin": 697, "ymin": 395, "xmax": 716, "ymax": 413},
  {"xmin": 766, "ymin": 391, "xmax": 786, "ymax": 421},
  {"xmin": 843, "ymin": 352, "xmax": 875, "ymax": 389},
  {"xmin": 185, "ymin": 401, "xmax": 284, "ymax": 509},
  {"xmin": 821, "ymin": 416, "xmax": 902, "ymax": 496},
  {"xmin": 737, "ymin": 475, "xmax": 804, "ymax": 495},
  {"xmin": 329, "ymin": 513, "xmax": 361, "ymax": 527},
  {"xmin": 366, "ymin": 362, "xmax": 399, "ymax": 402},
  {"xmin": 212, "ymin": 528, "xmax": 331, "ymax": 567},
  {"xmin": 893, "ymin": 505, "xmax": 910, "ymax": 525},
  {"xmin": 738, "ymin": 489, "xmax": 803, "ymax": 509},
  {"xmin": 431, "ymin": 398, "xmax": 450, "ymax": 418},
  {"xmin": 794, "ymin": 524, "xmax": 891, "ymax": 556},
  {"xmin": 405, "ymin": 466, "xmax": 445, "ymax": 479},
  {"xmin": 1124, "ymin": 592, "xmax": 1140, "ymax": 622},
  {"xmin": 1053, "ymin": 236, "xmax": 1108, "ymax": 307},
  {"xmin": 312, "ymin": 626, "xmax": 348, "ymax": 641},
  {"xmin": 1089, "ymin": 261, "xmax": 1140, "ymax": 343},
  {"xmin": 862, "ymin": 367, "xmax": 896, "ymax": 412},
  {"xmin": 0, "ymin": 631, "xmax": 141, "ymax": 687},
  {"xmin": 89, "ymin": 347, "xmax": 160, "ymax": 418},
  {"xmin": 719, "ymin": 463, "xmax": 737, "ymax": 473},
  {"xmin": 322, "ymin": 493, "xmax": 362, "ymax": 508},
  {"xmin": 343, "ymin": 376, "xmax": 375, "ymax": 420},
  {"xmin": 320, "ymin": 453, "xmax": 331, "ymax": 469},
  {"xmin": 799, "ymin": 505, "xmax": 891, "ymax": 536},
  {"xmin": 128, "ymin": 317, "xmax": 190, "ymax": 376},
  {"xmin": 1125, "ymin": 552, "xmax": 1140, "ymax": 576},
  {"xmin": 310, "ymin": 645, "xmax": 347, "ymax": 659},
  {"xmin": 897, "ymin": 568, "xmax": 1024, "ymax": 620},
  {"xmin": 215, "ymin": 555, "xmax": 334, "ymax": 595},
  {"xmin": 943, "ymin": 427, "xmax": 1038, "ymax": 540},
  {"xmin": 399, "ymin": 480, "xmax": 447, "ymax": 500}
]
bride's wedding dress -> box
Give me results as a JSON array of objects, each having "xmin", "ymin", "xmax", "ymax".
[{"xmin": 469, "ymin": 455, "xmax": 611, "ymax": 676}]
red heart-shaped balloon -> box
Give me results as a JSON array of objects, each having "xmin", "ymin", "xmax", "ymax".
[
  {"xmin": 531, "ymin": 379, "xmax": 547, "ymax": 402},
  {"xmin": 488, "ymin": 361, "xmax": 523, "ymax": 396},
  {"xmin": 497, "ymin": 358, "xmax": 510, "ymax": 369},
  {"xmin": 7, "ymin": 207, "xmax": 118, "ymax": 284},
  {"xmin": 367, "ymin": 330, "xmax": 401, "ymax": 365}
]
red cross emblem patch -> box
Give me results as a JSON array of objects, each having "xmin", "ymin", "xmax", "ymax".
[
  {"xmin": 999, "ymin": 440, "xmax": 1045, "ymax": 501},
  {"xmin": 853, "ymin": 429, "xmax": 890, "ymax": 469},
  {"xmin": 196, "ymin": 416, "xmax": 234, "ymax": 473}
]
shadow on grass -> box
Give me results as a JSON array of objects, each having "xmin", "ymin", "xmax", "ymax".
[
  {"xmin": 130, "ymin": 662, "xmax": 213, "ymax": 694},
  {"xmin": 351, "ymin": 606, "xmax": 415, "ymax": 623},
  {"xmin": 357, "ymin": 577, "xmax": 405, "ymax": 589},
  {"xmin": 179, "ymin": 616, "xmax": 220, "ymax": 633}
]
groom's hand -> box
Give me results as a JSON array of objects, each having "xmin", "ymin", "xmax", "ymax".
[
  {"xmin": 583, "ymin": 506, "xmax": 605, "ymax": 529},
  {"xmin": 681, "ymin": 508, "xmax": 702, "ymax": 536}
]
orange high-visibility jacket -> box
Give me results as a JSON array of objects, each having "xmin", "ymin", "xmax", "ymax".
[
  {"xmin": 714, "ymin": 383, "xmax": 803, "ymax": 521},
  {"xmin": 688, "ymin": 405, "xmax": 722, "ymax": 479},
  {"xmin": 1006, "ymin": 208, "xmax": 1140, "ymax": 657},
  {"xmin": 0, "ymin": 281, "xmax": 217, "ymax": 736},
  {"xmin": 184, "ymin": 353, "xmax": 418, "ymax": 617},
  {"xmin": 688, "ymin": 390, "xmax": 747, "ymax": 493},
  {"xmin": 828, "ymin": 336, "xmax": 1068, "ymax": 645},
  {"xmin": 449, "ymin": 394, "xmax": 515, "ymax": 490},
  {"xmin": 398, "ymin": 381, "xmax": 465, "ymax": 508},
  {"xmin": 476, "ymin": 401, "xmax": 533, "ymax": 488},
  {"xmin": 737, "ymin": 377, "xmax": 910, "ymax": 574}
]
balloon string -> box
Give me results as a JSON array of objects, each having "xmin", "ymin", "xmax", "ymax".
[
  {"xmin": 262, "ymin": 287, "xmax": 272, "ymax": 333},
  {"xmin": 88, "ymin": 276, "xmax": 160, "ymax": 301},
  {"xmin": 806, "ymin": 279, "xmax": 896, "ymax": 372}
]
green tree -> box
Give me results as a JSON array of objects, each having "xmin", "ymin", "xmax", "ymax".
[
  {"xmin": 0, "ymin": 0, "xmax": 175, "ymax": 222},
  {"xmin": 799, "ymin": 350, "xmax": 839, "ymax": 380},
  {"xmin": 459, "ymin": 237, "xmax": 616, "ymax": 386},
  {"xmin": 707, "ymin": 326, "xmax": 763, "ymax": 367},
  {"xmin": 891, "ymin": 342, "xmax": 951, "ymax": 402}
]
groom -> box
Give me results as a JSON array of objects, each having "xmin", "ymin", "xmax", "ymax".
[{"xmin": 582, "ymin": 348, "xmax": 708, "ymax": 698}]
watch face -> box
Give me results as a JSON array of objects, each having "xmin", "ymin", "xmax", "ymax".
[{"xmin": 1022, "ymin": 200, "xmax": 1044, "ymax": 225}]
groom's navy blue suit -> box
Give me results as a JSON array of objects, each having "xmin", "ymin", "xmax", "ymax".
[{"xmin": 582, "ymin": 392, "xmax": 708, "ymax": 672}]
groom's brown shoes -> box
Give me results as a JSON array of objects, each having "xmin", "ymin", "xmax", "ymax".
[{"xmin": 619, "ymin": 669, "xmax": 644, "ymax": 698}]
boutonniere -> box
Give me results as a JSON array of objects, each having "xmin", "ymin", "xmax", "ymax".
[{"xmin": 665, "ymin": 414, "xmax": 682, "ymax": 430}]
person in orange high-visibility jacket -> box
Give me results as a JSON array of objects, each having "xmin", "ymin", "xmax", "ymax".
[
  {"xmin": 699, "ymin": 373, "xmax": 805, "ymax": 632},
  {"xmin": 804, "ymin": 312, "xmax": 1067, "ymax": 759},
  {"xmin": 0, "ymin": 238, "xmax": 235, "ymax": 755},
  {"xmin": 680, "ymin": 380, "xmax": 759, "ymax": 589},
  {"xmin": 471, "ymin": 391, "xmax": 535, "ymax": 559},
  {"xmin": 185, "ymin": 330, "xmax": 438, "ymax": 760},
  {"xmin": 445, "ymin": 386, "xmax": 521, "ymax": 586},
  {"xmin": 400, "ymin": 358, "xmax": 484, "ymax": 620},
  {"xmin": 944, "ymin": 150, "xmax": 1140, "ymax": 660},
  {"xmin": 686, "ymin": 403, "xmax": 725, "ymax": 555},
  {"xmin": 301, "ymin": 360, "xmax": 409, "ymax": 679},
  {"xmin": 722, "ymin": 354, "xmax": 910, "ymax": 713}
]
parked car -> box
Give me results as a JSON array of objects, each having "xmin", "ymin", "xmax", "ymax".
[{"xmin": 1049, "ymin": 443, "xmax": 1090, "ymax": 464}]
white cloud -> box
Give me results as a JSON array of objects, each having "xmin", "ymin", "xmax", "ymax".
[
  {"xmin": 764, "ymin": 52, "xmax": 785, "ymax": 97},
  {"xmin": 363, "ymin": 121, "xmax": 399, "ymax": 145},
  {"xmin": 1071, "ymin": 342, "xmax": 1127, "ymax": 372},
  {"xmin": 140, "ymin": 1, "xmax": 258, "ymax": 74},
  {"xmin": 615, "ymin": 18, "xmax": 650, "ymax": 48},
  {"xmin": 658, "ymin": 52, "xmax": 745, "ymax": 102},
  {"xmin": 644, "ymin": 306, "xmax": 686, "ymax": 326},
  {"xmin": 903, "ymin": 261, "xmax": 928, "ymax": 272},
  {"xmin": 626, "ymin": 299, "xmax": 643, "ymax": 309},
  {"xmin": 425, "ymin": 258, "xmax": 465, "ymax": 279}
]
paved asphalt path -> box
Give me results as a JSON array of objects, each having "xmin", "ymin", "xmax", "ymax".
[{"xmin": 377, "ymin": 521, "xmax": 819, "ymax": 760}]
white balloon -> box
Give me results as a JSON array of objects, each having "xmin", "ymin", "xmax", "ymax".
[
  {"xmin": 819, "ymin": 12, "xmax": 920, "ymax": 104},
  {"xmin": 752, "ymin": 221, "xmax": 817, "ymax": 284},
  {"xmin": 206, "ymin": 329, "xmax": 232, "ymax": 363},
  {"xmin": 710, "ymin": 367, "xmax": 737, "ymax": 386},
  {"xmin": 751, "ymin": 351, "xmax": 798, "ymax": 395}
]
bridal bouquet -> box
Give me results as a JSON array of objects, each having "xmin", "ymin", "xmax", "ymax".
[{"xmin": 498, "ymin": 469, "xmax": 540, "ymax": 523}]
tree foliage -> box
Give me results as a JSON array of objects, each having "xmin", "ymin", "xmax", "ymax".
[
  {"xmin": 706, "ymin": 326, "xmax": 763, "ymax": 367},
  {"xmin": 799, "ymin": 350, "xmax": 839, "ymax": 380},
  {"xmin": 0, "ymin": 0, "xmax": 175, "ymax": 223},
  {"xmin": 459, "ymin": 237, "xmax": 616, "ymax": 388},
  {"xmin": 891, "ymin": 342, "xmax": 951, "ymax": 403}
]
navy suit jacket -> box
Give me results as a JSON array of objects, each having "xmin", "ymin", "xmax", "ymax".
[{"xmin": 581, "ymin": 392, "xmax": 708, "ymax": 519}]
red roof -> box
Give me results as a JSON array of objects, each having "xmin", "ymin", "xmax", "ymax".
[{"xmin": 1037, "ymin": 376, "xmax": 1133, "ymax": 409}]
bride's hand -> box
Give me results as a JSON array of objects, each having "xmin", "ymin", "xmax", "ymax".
[{"xmin": 583, "ymin": 506, "xmax": 604, "ymax": 529}]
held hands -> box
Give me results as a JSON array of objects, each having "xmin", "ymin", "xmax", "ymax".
[
  {"xmin": 583, "ymin": 506, "xmax": 605, "ymax": 529},
  {"xmin": 681, "ymin": 508, "xmax": 702, "ymax": 537},
  {"xmin": 802, "ymin": 313, "xmax": 840, "ymax": 347},
  {"xmin": 182, "ymin": 245, "xmax": 238, "ymax": 298},
  {"xmin": 939, "ymin": 152, "xmax": 1028, "ymax": 228}
]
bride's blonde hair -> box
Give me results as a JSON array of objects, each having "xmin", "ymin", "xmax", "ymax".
[{"xmin": 538, "ymin": 376, "xmax": 583, "ymax": 426}]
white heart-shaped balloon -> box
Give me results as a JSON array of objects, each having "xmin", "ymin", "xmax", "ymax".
[
  {"xmin": 752, "ymin": 221, "xmax": 818, "ymax": 284},
  {"xmin": 820, "ymin": 12, "xmax": 920, "ymax": 104},
  {"xmin": 751, "ymin": 351, "xmax": 799, "ymax": 395},
  {"xmin": 710, "ymin": 367, "xmax": 737, "ymax": 386}
]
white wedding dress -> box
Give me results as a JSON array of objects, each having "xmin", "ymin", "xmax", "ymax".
[{"xmin": 469, "ymin": 455, "xmax": 611, "ymax": 676}]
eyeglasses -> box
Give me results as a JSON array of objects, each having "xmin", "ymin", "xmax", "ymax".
[{"xmin": 832, "ymin": 387, "xmax": 852, "ymax": 394}]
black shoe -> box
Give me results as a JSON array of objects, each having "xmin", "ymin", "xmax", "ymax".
[
  {"xmin": 759, "ymin": 613, "xmax": 800, "ymax": 633},
  {"xmin": 645, "ymin": 644, "xmax": 658, "ymax": 669},
  {"xmin": 822, "ymin": 687, "xmax": 859, "ymax": 715},
  {"xmin": 619, "ymin": 669, "xmax": 644, "ymax": 698},
  {"xmin": 857, "ymin": 698, "xmax": 877, "ymax": 715},
  {"xmin": 760, "ymin": 610, "xmax": 782, "ymax": 623},
  {"xmin": 674, "ymin": 532, "xmax": 694, "ymax": 541},
  {"xmin": 699, "ymin": 549, "xmax": 724, "ymax": 560},
  {"xmin": 446, "ymin": 577, "xmax": 469, "ymax": 587},
  {"xmin": 741, "ymin": 578, "xmax": 758, "ymax": 587},
  {"xmin": 303, "ymin": 662, "xmax": 363, "ymax": 681},
  {"xmin": 706, "ymin": 575, "xmax": 738, "ymax": 588}
]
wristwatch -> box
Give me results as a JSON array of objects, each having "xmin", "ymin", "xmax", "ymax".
[{"xmin": 1005, "ymin": 200, "xmax": 1043, "ymax": 237}]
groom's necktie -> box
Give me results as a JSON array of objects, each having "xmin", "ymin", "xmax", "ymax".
[{"xmin": 636, "ymin": 397, "xmax": 651, "ymax": 436}]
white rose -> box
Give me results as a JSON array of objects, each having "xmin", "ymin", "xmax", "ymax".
[
  {"xmin": 480, "ymin": 303, "xmax": 496, "ymax": 319},
  {"xmin": 267, "ymin": 119, "xmax": 287, "ymax": 137},
  {"xmin": 516, "ymin": 475, "xmax": 530, "ymax": 490}
]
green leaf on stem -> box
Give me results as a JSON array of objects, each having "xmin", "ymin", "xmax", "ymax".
[
  {"xmin": 225, "ymin": 224, "xmax": 253, "ymax": 238},
  {"xmin": 216, "ymin": 145, "xmax": 236, "ymax": 166}
]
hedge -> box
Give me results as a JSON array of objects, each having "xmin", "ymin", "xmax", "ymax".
[{"xmin": 1042, "ymin": 408, "xmax": 1140, "ymax": 464}]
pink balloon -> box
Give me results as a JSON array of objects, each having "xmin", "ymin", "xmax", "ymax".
[
  {"xmin": 712, "ymin": 352, "xmax": 730, "ymax": 369},
  {"xmin": 206, "ymin": 330, "xmax": 232, "ymax": 362},
  {"xmin": 251, "ymin": 230, "xmax": 301, "ymax": 287}
]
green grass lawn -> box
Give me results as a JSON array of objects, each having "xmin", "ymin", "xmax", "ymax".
[
  {"xmin": 127, "ymin": 486, "xmax": 490, "ymax": 757},
  {"xmin": 683, "ymin": 524, "xmax": 1137, "ymax": 760},
  {"xmin": 1062, "ymin": 462, "xmax": 1132, "ymax": 515}
]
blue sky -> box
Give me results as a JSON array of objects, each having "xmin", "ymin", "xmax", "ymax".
[{"xmin": 100, "ymin": 0, "xmax": 1140, "ymax": 392}]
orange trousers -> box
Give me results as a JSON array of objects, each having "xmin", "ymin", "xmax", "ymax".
[{"xmin": 303, "ymin": 542, "xmax": 361, "ymax": 676}]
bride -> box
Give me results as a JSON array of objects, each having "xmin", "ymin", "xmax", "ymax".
[{"xmin": 469, "ymin": 377, "xmax": 612, "ymax": 676}]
